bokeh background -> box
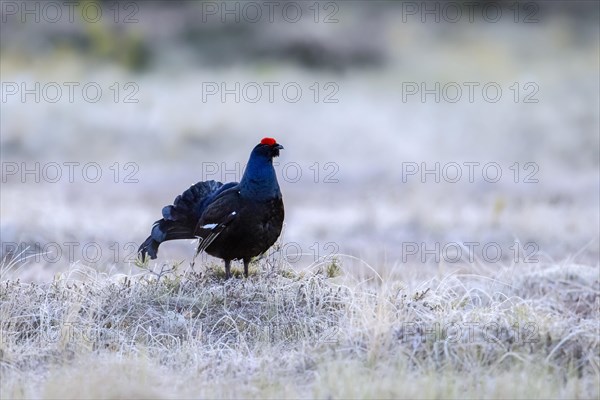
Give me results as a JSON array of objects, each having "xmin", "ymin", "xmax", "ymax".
[{"xmin": 1, "ymin": 1, "xmax": 598, "ymax": 281}]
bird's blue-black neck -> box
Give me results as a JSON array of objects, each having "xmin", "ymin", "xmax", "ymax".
[{"xmin": 239, "ymin": 146, "xmax": 281, "ymax": 200}]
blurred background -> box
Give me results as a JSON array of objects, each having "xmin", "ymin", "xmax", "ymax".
[{"xmin": 1, "ymin": 1, "xmax": 598, "ymax": 281}]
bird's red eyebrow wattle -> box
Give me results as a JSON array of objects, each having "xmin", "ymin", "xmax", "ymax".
[{"xmin": 261, "ymin": 137, "xmax": 277, "ymax": 146}]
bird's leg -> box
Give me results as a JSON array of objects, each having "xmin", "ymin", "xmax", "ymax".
[
  {"xmin": 224, "ymin": 260, "xmax": 231, "ymax": 280},
  {"xmin": 243, "ymin": 258, "xmax": 250, "ymax": 278}
]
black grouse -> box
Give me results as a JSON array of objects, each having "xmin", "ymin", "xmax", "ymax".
[{"xmin": 138, "ymin": 138, "xmax": 285, "ymax": 279}]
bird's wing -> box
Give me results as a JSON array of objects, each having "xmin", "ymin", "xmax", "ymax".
[{"xmin": 194, "ymin": 187, "xmax": 241, "ymax": 254}]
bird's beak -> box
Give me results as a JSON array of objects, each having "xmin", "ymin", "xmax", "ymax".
[{"xmin": 274, "ymin": 144, "xmax": 284, "ymax": 150}]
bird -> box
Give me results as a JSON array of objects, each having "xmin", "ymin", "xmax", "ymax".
[{"xmin": 138, "ymin": 137, "xmax": 285, "ymax": 279}]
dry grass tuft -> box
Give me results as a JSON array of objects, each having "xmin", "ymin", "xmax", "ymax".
[{"xmin": 1, "ymin": 256, "xmax": 598, "ymax": 398}]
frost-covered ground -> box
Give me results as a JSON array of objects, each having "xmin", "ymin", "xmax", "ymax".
[{"xmin": 1, "ymin": 2, "xmax": 599, "ymax": 398}]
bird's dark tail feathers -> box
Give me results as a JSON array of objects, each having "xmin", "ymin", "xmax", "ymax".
[
  {"xmin": 138, "ymin": 235, "xmax": 160, "ymax": 260},
  {"xmin": 138, "ymin": 180, "xmax": 227, "ymax": 260},
  {"xmin": 138, "ymin": 219, "xmax": 196, "ymax": 260}
]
